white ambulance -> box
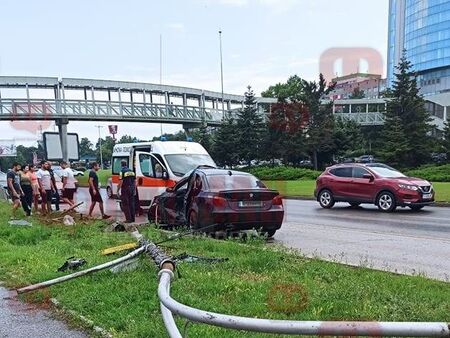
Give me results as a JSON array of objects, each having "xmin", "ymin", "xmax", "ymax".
[{"xmin": 107, "ymin": 141, "xmax": 215, "ymax": 206}]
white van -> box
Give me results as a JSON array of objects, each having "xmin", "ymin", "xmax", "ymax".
[{"xmin": 107, "ymin": 141, "xmax": 215, "ymax": 206}]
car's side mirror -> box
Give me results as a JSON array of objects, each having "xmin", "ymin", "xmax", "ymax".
[
  {"xmin": 162, "ymin": 172, "xmax": 169, "ymax": 180},
  {"xmin": 363, "ymin": 173, "xmax": 374, "ymax": 181},
  {"xmin": 166, "ymin": 187, "xmax": 174, "ymax": 192}
]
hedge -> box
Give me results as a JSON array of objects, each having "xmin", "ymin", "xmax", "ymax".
[
  {"xmin": 244, "ymin": 166, "xmax": 321, "ymax": 181},
  {"xmin": 405, "ymin": 164, "xmax": 450, "ymax": 182}
]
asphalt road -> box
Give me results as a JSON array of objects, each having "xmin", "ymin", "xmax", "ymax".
[
  {"xmin": 275, "ymin": 199, "xmax": 450, "ymax": 282},
  {"xmin": 0, "ymin": 287, "xmax": 87, "ymax": 338},
  {"xmin": 71, "ymin": 188, "xmax": 450, "ymax": 281}
]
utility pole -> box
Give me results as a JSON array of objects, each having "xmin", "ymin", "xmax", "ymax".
[
  {"xmin": 95, "ymin": 125, "xmax": 104, "ymax": 169},
  {"xmin": 160, "ymin": 34, "xmax": 163, "ymax": 137},
  {"xmin": 219, "ymin": 30, "xmax": 225, "ymax": 119}
]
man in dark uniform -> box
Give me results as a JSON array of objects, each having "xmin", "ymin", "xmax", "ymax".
[{"xmin": 117, "ymin": 160, "xmax": 136, "ymax": 223}]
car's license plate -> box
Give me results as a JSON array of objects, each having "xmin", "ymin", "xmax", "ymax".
[
  {"xmin": 422, "ymin": 193, "xmax": 432, "ymax": 199},
  {"xmin": 238, "ymin": 200, "xmax": 263, "ymax": 207}
]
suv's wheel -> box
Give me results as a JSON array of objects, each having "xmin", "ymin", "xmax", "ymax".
[
  {"xmin": 106, "ymin": 186, "xmax": 113, "ymax": 199},
  {"xmin": 377, "ymin": 191, "xmax": 396, "ymax": 212},
  {"xmin": 318, "ymin": 189, "xmax": 335, "ymax": 209}
]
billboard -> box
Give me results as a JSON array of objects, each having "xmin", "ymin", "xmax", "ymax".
[
  {"xmin": 43, "ymin": 132, "xmax": 80, "ymax": 161},
  {"xmin": 0, "ymin": 142, "xmax": 17, "ymax": 157}
]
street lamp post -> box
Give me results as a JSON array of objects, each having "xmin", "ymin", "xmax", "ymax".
[
  {"xmin": 95, "ymin": 125, "xmax": 104, "ymax": 169},
  {"xmin": 219, "ymin": 30, "xmax": 225, "ymax": 119}
]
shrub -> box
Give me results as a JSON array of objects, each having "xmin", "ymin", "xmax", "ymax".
[
  {"xmin": 244, "ymin": 166, "xmax": 321, "ymax": 181},
  {"xmin": 405, "ymin": 164, "xmax": 450, "ymax": 182}
]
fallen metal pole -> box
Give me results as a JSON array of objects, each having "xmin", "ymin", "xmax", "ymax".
[
  {"xmin": 17, "ymin": 245, "xmax": 146, "ymax": 294},
  {"xmin": 158, "ymin": 270, "xmax": 182, "ymax": 338},
  {"xmin": 158, "ymin": 270, "xmax": 449, "ymax": 337}
]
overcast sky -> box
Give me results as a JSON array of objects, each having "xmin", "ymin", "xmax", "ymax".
[{"xmin": 0, "ymin": 0, "xmax": 388, "ymax": 146}]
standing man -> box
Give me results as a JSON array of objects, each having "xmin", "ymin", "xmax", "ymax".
[
  {"xmin": 88, "ymin": 162, "xmax": 110, "ymax": 219},
  {"xmin": 48, "ymin": 162, "xmax": 60, "ymax": 211},
  {"xmin": 37, "ymin": 160, "xmax": 53, "ymax": 215},
  {"xmin": 60, "ymin": 161, "xmax": 76, "ymax": 207},
  {"xmin": 7, "ymin": 162, "xmax": 23, "ymax": 218},
  {"xmin": 117, "ymin": 160, "xmax": 136, "ymax": 223}
]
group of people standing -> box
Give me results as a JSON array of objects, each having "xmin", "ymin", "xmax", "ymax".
[
  {"xmin": 7, "ymin": 160, "xmax": 77, "ymax": 218},
  {"xmin": 6, "ymin": 159, "xmax": 144, "ymax": 222}
]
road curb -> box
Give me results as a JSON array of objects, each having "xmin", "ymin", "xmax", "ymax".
[
  {"xmin": 50, "ymin": 298, "xmax": 112, "ymax": 337},
  {"xmin": 282, "ymin": 196, "xmax": 450, "ymax": 207}
]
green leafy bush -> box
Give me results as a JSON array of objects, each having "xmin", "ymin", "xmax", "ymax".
[
  {"xmin": 244, "ymin": 166, "xmax": 321, "ymax": 181},
  {"xmin": 405, "ymin": 164, "xmax": 450, "ymax": 182}
]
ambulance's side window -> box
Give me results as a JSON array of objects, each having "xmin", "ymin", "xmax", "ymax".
[
  {"xmin": 112, "ymin": 157, "xmax": 128, "ymax": 175},
  {"xmin": 139, "ymin": 154, "xmax": 154, "ymax": 177}
]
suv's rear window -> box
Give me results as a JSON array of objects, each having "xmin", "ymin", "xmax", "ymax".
[{"xmin": 330, "ymin": 167, "xmax": 352, "ymax": 177}]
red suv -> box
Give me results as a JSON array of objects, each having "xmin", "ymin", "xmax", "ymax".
[{"xmin": 314, "ymin": 163, "xmax": 434, "ymax": 212}]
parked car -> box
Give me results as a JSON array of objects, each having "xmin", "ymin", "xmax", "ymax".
[
  {"xmin": 314, "ymin": 163, "xmax": 434, "ymax": 212},
  {"xmin": 0, "ymin": 171, "xmax": 8, "ymax": 200},
  {"xmin": 51, "ymin": 166, "xmax": 84, "ymax": 177},
  {"xmin": 355, "ymin": 154, "xmax": 375, "ymax": 163},
  {"xmin": 0, "ymin": 171, "xmax": 7, "ymax": 189},
  {"xmin": 148, "ymin": 167, "xmax": 284, "ymax": 236},
  {"xmin": 431, "ymin": 152, "xmax": 447, "ymax": 164}
]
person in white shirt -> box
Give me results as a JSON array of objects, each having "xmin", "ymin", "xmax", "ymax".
[
  {"xmin": 36, "ymin": 161, "xmax": 53, "ymax": 215},
  {"xmin": 60, "ymin": 161, "xmax": 76, "ymax": 206}
]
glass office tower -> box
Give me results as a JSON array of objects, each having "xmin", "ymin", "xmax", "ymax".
[{"xmin": 387, "ymin": 0, "xmax": 450, "ymax": 95}]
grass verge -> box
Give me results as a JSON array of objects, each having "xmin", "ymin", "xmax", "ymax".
[
  {"xmin": 77, "ymin": 169, "xmax": 111, "ymax": 188},
  {"xmin": 0, "ymin": 203, "xmax": 449, "ymax": 337},
  {"xmin": 264, "ymin": 180, "xmax": 450, "ymax": 203}
]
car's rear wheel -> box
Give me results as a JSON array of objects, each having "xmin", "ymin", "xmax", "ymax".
[
  {"xmin": 377, "ymin": 191, "xmax": 396, "ymax": 212},
  {"xmin": 106, "ymin": 186, "xmax": 113, "ymax": 199},
  {"xmin": 318, "ymin": 189, "xmax": 335, "ymax": 209},
  {"xmin": 409, "ymin": 205, "xmax": 424, "ymax": 211},
  {"xmin": 264, "ymin": 229, "xmax": 276, "ymax": 238},
  {"xmin": 349, "ymin": 202, "xmax": 361, "ymax": 207}
]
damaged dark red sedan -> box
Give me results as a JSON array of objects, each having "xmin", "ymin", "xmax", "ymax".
[{"xmin": 148, "ymin": 168, "xmax": 284, "ymax": 237}]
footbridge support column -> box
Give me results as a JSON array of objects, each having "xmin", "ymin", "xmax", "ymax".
[{"xmin": 56, "ymin": 118, "xmax": 69, "ymax": 162}]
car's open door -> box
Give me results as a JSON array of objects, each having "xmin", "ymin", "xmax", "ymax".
[{"xmin": 133, "ymin": 151, "xmax": 171, "ymax": 206}]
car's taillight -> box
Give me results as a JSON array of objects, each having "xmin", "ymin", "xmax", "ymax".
[
  {"xmin": 272, "ymin": 195, "xmax": 283, "ymax": 205},
  {"xmin": 213, "ymin": 196, "xmax": 227, "ymax": 208}
]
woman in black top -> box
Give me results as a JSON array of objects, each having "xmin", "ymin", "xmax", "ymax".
[{"xmin": 19, "ymin": 164, "xmax": 33, "ymax": 216}]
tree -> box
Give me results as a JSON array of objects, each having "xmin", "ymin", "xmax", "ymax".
[
  {"xmin": 333, "ymin": 118, "xmax": 365, "ymax": 159},
  {"xmin": 79, "ymin": 137, "xmax": 95, "ymax": 158},
  {"xmin": 118, "ymin": 135, "xmax": 135, "ymax": 144},
  {"xmin": 192, "ymin": 119, "xmax": 213, "ymax": 153},
  {"xmin": 263, "ymin": 102, "xmax": 309, "ymax": 165},
  {"xmin": 262, "ymin": 74, "xmax": 336, "ymax": 169},
  {"xmin": 442, "ymin": 117, "xmax": 450, "ymax": 162},
  {"xmin": 300, "ymin": 74, "xmax": 336, "ymax": 170},
  {"xmin": 236, "ymin": 86, "xmax": 264, "ymax": 165},
  {"xmin": 377, "ymin": 116, "xmax": 409, "ymax": 168},
  {"xmin": 212, "ymin": 114, "xmax": 239, "ymax": 168},
  {"xmin": 349, "ymin": 87, "xmax": 365, "ymax": 99},
  {"xmin": 96, "ymin": 136, "xmax": 115, "ymax": 166},
  {"xmin": 382, "ymin": 51, "xmax": 432, "ymax": 167},
  {"xmin": 151, "ymin": 131, "xmax": 186, "ymax": 141},
  {"xmin": 261, "ymin": 75, "xmax": 304, "ymax": 103}
]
